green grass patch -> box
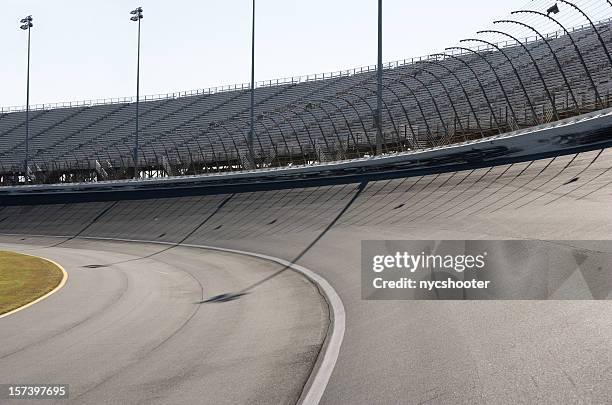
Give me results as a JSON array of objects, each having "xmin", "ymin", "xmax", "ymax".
[{"xmin": 0, "ymin": 251, "xmax": 64, "ymax": 315}]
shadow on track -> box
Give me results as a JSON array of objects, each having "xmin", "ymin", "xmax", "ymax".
[
  {"xmin": 201, "ymin": 181, "xmax": 368, "ymax": 304},
  {"xmin": 82, "ymin": 194, "xmax": 235, "ymax": 268},
  {"xmin": 45, "ymin": 201, "xmax": 120, "ymax": 249}
]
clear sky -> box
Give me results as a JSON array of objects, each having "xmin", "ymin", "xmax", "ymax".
[{"xmin": 1, "ymin": 0, "xmax": 604, "ymax": 107}]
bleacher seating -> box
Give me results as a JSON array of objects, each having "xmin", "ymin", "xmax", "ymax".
[{"xmin": 1, "ymin": 15, "xmax": 611, "ymax": 183}]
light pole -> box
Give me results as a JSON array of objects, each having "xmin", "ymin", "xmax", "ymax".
[
  {"xmin": 20, "ymin": 15, "xmax": 33, "ymax": 183},
  {"xmin": 376, "ymin": 0, "xmax": 383, "ymax": 155},
  {"xmin": 130, "ymin": 6, "xmax": 143, "ymax": 179},
  {"xmin": 248, "ymin": 0, "xmax": 256, "ymax": 167}
]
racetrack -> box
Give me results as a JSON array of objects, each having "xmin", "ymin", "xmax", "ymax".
[
  {"xmin": 1, "ymin": 146, "xmax": 612, "ymax": 403},
  {"xmin": 0, "ymin": 241, "xmax": 328, "ymax": 405}
]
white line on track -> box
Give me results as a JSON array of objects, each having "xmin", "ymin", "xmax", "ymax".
[
  {"xmin": 0, "ymin": 233, "xmax": 345, "ymax": 405},
  {"xmin": 0, "ymin": 252, "xmax": 68, "ymax": 319}
]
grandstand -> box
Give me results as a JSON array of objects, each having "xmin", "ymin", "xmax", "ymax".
[{"xmin": 1, "ymin": 2, "xmax": 612, "ymax": 184}]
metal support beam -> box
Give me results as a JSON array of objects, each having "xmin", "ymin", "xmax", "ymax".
[
  {"xmin": 494, "ymin": 20, "xmax": 580, "ymax": 114},
  {"xmin": 436, "ymin": 52, "xmax": 502, "ymax": 132},
  {"xmin": 462, "ymin": 38, "xmax": 538, "ymax": 124},
  {"xmin": 411, "ymin": 66, "xmax": 467, "ymax": 136},
  {"xmin": 424, "ymin": 56, "xmax": 485, "ymax": 137},
  {"xmin": 393, "ymin": 79, "xmax": 435, "ymax": 144},
  {"xmin": 446, "ymin": 46, "xmax": 519, "ymax": 128},
  {"xmin": 284, "ymin": 107, "xmax": 319, "ymax": 151},
  {"xmin": 376, "ymin": 0, "xmax": 383, "ymax": 155},
  {"xmin": 248, "ymin": 0, "xmax": 256, "ymax": 164},
  {"xmin": 130, "ymin": 6, "xmax": 143, "ymax": 179},
  {"xmin": 267, "ymin": 111, "xmax": 308, "ymax": 162},
  {"xmin": 19, "ymin": 15, "xmax": 33, "ymax": 183},
  {"xmin": 559, "ymin": 0, "xmax": 612, "ymax": 68},
  {"xmin": 512, "ymin": 10, "xmax": 603, "ymax": 109},
  {"xmin": 405, "ymin": 73, "xmax": 449, "ymax": 137},
  {"xmin": 476, "ymin": 31, "xmax": 560, "ymax": 121}
]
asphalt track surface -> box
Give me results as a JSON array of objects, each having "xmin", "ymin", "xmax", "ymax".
[
  {"xmin": 1, "ymin": 146, "xmax": 612, "ymax": 404},
  {"xmin": 0, "ymin": 242, "xmax": 328, "ymax": 405}
]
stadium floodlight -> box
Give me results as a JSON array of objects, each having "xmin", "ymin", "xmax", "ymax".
[
  {"xmin": 130, "ymin": 6, "xmax": 143, "ymax": 180},
  {"xmin": 376, "ymin": 0, "xmax": 383, "ymax": 155},
  {"xmin": 547, "ymin": 4, "xmax": 560, "ymax": 15},
  {"xmin": 20, "ymin": 15, "xmax": 32, "ymax": 30},
  {"xmin": 19, "ymin": 15, "xmax": 33, "ymax": 183},
  {"xmin": 248, "ymin": 0, "xmax": 256, "ymax": 168}
]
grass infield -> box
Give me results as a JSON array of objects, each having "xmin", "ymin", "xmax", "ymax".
[{"xmin": 0, "ymin": 251, "xmax": 64, "ymax": 315}]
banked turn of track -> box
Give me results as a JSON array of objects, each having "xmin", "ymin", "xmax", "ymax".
[{"xmin": 0, "ymin": 108, "xmax": 611, "ymax": 403}]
